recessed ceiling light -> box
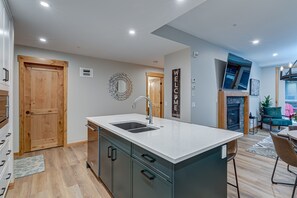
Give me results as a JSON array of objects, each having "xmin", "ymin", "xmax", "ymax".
[
  {"xmin": 129, "ymin": 29, "xmax": 136, "ymax": 36},
  {"xmin": 273, "ymin": 53, "xmax": 278, "ymax": 57},
  {"xmin": 39, "ymin": 37, "xmax": 47, "ymax": 43},
  {"xmin": 252, "ymin": 39, "xmax": 260, "ymax": 45},
  {"xmin": 176, "ymin": 0, "xmax": 185, "ymax": 3},
  {"xmin": 40, "ymin": 1, "xmax": 50, "ymax": 8}
]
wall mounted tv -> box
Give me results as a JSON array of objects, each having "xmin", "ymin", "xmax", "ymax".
[{"xmin": 222, "ymin": 53, "xmax": 252, "ymax": 90}]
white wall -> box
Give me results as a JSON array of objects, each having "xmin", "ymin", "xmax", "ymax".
[
  {"xmin": 261, "ymin": 66, "xmax": 285, "ymax": 112},
  {"xmin": 164, "ymin": 48, "xmax": 191, "ymax": 122},
  {"xmin": 154, "ymin": 25, "xmax": 262, "ymax": 127},
  {"xmin": 13, "ymin": 45, "xmax": 163, "ymax": 152}
]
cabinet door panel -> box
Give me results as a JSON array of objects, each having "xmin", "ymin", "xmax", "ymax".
[
  {"xmin": 100, "ymin": 136, "xmax": 112, "ymax": 191},
  {"xmin": 113, "ymin": 148, "xmax": 131, "ymax": 198},
  {"xmin": 3, "ymin": 8, "xmax": 8, "ymax": 70},
  {"xmin": 133, "ymin": 160, "xmax": 172, "ymax": 198},
  {"xmin": 0, "ymin": 2, "xmax": 3, "ymax": 79}
]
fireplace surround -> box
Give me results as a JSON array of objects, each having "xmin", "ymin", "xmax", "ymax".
[{"xmin": 218, "ymin": 90, "xmax": 249, "ymax": 134}]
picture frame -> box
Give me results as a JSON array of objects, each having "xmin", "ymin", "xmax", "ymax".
[{"xmin": 250, "ymin": 78, "xmax": 260, "ymax": 96}]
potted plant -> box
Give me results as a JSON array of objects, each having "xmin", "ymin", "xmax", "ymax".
[{"xmin": 260, "ymin": 95, "xmax": 272, "ymax": 114}]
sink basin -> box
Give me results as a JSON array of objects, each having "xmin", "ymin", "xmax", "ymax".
[
  {"xmin": 111, "ymin": 122, "xmax": 147, "ymax": 130},
  {"xmin": 111, "ymin": 121, "xmax": 158, "ymax": 133}
]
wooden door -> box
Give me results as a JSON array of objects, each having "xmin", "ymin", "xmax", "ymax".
[
  {"xmin": 23, "ymin": 63, "xmax": 64, "ymax": 152},
  {"xmin": 146, "ymin": 73, "xmax": 164, "ymax": 118}
]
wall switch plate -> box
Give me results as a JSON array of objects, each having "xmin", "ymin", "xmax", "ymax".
[
  {"xmin": 191, "ymin": 84, "xmax": 196, "ymax": 89},
  {"xmin": 193, "ymin": 51, "xmax": 199, "ymax": 58},
  {"xmin": 221, "ymin": 145, "xmax": 227, "ymax": 159},
  {"xmin": 192, "ymin": 78, "xmax": 196, "ymax": 83}
]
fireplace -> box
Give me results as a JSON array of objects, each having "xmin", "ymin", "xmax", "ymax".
[
  {"xmin": 227, "ymin": 104, "xmax": 240, "ymax": 130},
  {"xmin": 218, "ymin": 90, "xmax": 249, "ymax": 134}
]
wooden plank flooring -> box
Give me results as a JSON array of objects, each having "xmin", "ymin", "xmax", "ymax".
[{"xmin": 7, "ymin": 131, "xmax": 296, "ymax": 198}]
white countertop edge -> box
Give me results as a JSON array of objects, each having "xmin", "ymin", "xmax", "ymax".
[{"xmin": 87, "ymin": 116, "xmax": 243, "ymax": 164}]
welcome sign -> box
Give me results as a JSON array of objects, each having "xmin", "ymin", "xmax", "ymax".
[{"xmin": 172, "ymin": 68, "xmax": 181, "ymax": 118}]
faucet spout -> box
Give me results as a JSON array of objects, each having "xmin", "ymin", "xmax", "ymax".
[{"xmin": 132, "ymin": 96, "xmax": 153, "ymax": 124}]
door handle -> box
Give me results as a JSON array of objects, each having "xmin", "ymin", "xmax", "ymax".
[
  {"xmin": 111, "ymin": 148, "xmax": 117, "ymax": 161},
  {"xmin": 107, "ymin": 146, "xmax": 112, "ymax": 158},
  {"xmin": 141, "ymin": 154, "xmax": 156, "ymax": 163},
  {"xmin": 0, "ymin": 160, "xmax": 5, "ymax": 167},
  {"xmin": 0, "ymin": 140, "xmax": 5, "ymax": 146},
  {"xmin": 26, "ymin": 111, "xmax": 30, "ymax": 115},
  {"xmin": 0, "ymin": 187, "xmax": 5, "ymax": 196},
  {"xmin": 6, "ymin": 173, "xmax": 11, "ymax": 180},
  {"xmin": 85, "ymin": 124, "xmax": 96, "ymax": 131},
  {"xmin": 6, "ymin": 150, "xmax": 11, "ymax": 156},
  {"xmin": 141, "ymin": 170, "xmax": 155, "ymax": 180}
]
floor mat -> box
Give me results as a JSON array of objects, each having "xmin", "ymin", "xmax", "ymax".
[{"xmin": 14, "ymin": 155, "xmax": 45, "ymax": 179}]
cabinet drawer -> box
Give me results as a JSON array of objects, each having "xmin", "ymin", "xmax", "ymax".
[
  {"xmin": 0, "ymin": 161, "xmax": 11, "ymax": 197},
  {"xmin": 0, "ymin": 141, "xmax": 9, "ymax": 176},
  {"xmin": 132, "ymin": 159, "xmax": 172, "ymax": 198},
  {"xmin": 100, "ymin": 128, "xmax": 131, "ymax": 154},
  {"xmin": 132, "ymin": 144, "xmax": 173, "ymax": 182}
]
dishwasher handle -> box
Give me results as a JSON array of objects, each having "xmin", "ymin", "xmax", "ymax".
[{"xmin": 85, "ymin": 124, "xmax": 96, "ymax": 131}]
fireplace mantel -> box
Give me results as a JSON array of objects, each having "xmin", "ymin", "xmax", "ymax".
[{"xmin": 218, "ymin": 90, "xmax": 249, "ymax": 134}]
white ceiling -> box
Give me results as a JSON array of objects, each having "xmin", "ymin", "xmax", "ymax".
[
  {"xmin": 168, "ymin": 0, "xmax": 297, "ymax": 67},
  {"xmin": 9, "ymin": 0, "xmax": 207, "ymax": 68}
]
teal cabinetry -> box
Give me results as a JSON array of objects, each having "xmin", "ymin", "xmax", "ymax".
[
  {"xmin": 95, "ymin": 127, "xmax": 227, "ymax": 198},
  {"xmin": 99, "ymin": 129, "xmax": 131, "ymax": 198},
  {"xmin": 132, "ymin": 159, "xmax": 172, "ymax": 198},
  {"xmin": 99, "ymin": 136, "xmax": 112, "ymax": 190}
]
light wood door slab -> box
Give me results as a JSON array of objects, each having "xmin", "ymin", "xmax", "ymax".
[{"xmin": 24, "ymin": 63, "xmax": 64, "ymax": 152}]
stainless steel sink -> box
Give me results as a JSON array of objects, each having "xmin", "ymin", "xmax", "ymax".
[{"xmin": 111, "ymin": 121, "xmax": 158, "ymax": 133}]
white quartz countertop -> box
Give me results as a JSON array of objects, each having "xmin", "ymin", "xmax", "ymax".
[{"xmin": 87, "ymin": 114, "xmax": 243, "ymax": 164}]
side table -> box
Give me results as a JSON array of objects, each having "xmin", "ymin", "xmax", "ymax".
[{"xmin": 249, "ymin": 116, "xmax": 258, "ymax": 135}]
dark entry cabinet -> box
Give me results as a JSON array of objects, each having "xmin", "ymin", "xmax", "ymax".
[{"xmin": 100, "ymin": 133, "xmax": 131, "ymax": 198}]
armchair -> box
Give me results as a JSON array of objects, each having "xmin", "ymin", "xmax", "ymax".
[{"xmin": 260, "ymin": 107, "xmax": 292, "ymax": 131}]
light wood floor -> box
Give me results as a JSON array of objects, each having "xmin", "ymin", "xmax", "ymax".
[{"xmin": 7, "ymin": 131, "xmax": 296, "ymax": 198}]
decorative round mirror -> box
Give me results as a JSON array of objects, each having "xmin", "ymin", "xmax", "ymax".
[{"xmin": 109, "ymin": 73, "xmax": 133, "ymax": 101}]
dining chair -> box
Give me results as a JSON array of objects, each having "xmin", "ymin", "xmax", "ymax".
[
  {"xmin": 270, "ymin": 132, "xmax": 297, "ymax": 198},
  {"xmin": 227, "ymin": 140, "xmax": 240, "ymax": 198}
]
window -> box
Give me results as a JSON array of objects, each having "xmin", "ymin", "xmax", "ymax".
[
  {"xmin": 285, "ymin": 81, "xmax": 297, "ymax": 110},
  {"xmin": 285, "ymin": 81, "xmax": 297, "ymax": 101}
]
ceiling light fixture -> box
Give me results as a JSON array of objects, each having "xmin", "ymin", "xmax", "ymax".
[
  {"xmin": 252, "ymin": 39, "xmax": 260, "ymax": 45},
  {"xmin": 39, "ymin": 37, "xmax": 47, "ymax": 43},
  {"xmin": 280, "ymin": 60, "xmax": 297, "ymax": 81},
  {"xmin": 129, "ymin": 29, "xmax": 136, "ymax": 36},
  {"xmin": 40, "ymin": 1, "xmax": 50, "ymax": 8},
  {"xmin": 273, "ymin": 53, "xmax": 278, "ymax": 57}
]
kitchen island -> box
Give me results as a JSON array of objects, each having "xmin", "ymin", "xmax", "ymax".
[{"xmin": 86, "ymin": 114, "xmax": 242, "ymax": 198}]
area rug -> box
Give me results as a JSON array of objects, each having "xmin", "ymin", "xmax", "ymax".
[
  {"xmin": 247, "ymin": 136, "xmax": 277, "ymax": 159},
  {"xmin": 14, "ymin": 155, "xmax": 45, "ymax": 179}
]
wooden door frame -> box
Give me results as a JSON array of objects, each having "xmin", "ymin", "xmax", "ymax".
[
  {"xmin": 146, "ymin": 72, "xmax": 164, "ymax": 118},
  {"xmin": 18, "ymin": 55, "xmax": 68, "ymax": 155}
]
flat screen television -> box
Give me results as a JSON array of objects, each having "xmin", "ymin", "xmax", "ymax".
[{"xmin": 222, "ymin": 53, "xmax": 252, "ymax": 90}]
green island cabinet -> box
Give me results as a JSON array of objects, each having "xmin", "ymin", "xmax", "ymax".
[{"xmin": 90, "ymin": 122, "xmax": 227, "ymax": 198}]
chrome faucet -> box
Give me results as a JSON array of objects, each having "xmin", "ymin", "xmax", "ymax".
[{"xmin": 132, "ymin": 96, "xmax": 153, "ymax": 124}]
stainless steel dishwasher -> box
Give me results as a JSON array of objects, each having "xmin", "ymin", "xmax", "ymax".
[{"xmin": 86, "ymin": 121, "xmax": 99, "ymax": 176}]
